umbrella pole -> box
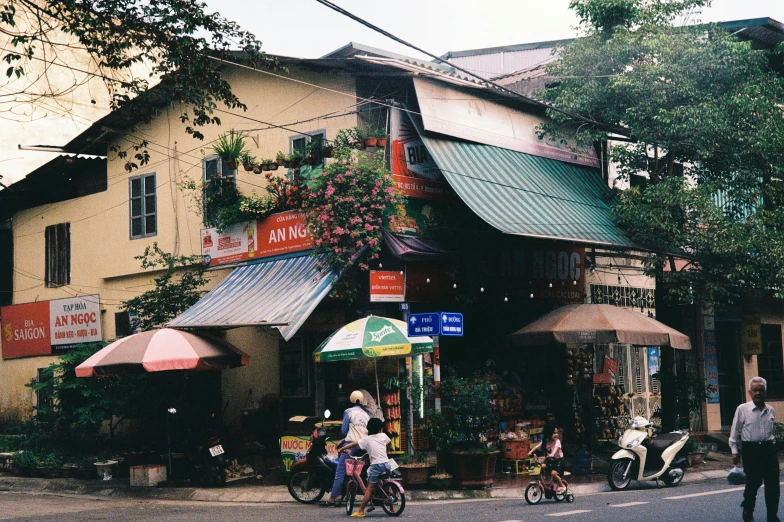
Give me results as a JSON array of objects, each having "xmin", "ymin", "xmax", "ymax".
[{"xmin": 374, "ymin": 358, "xmax": 381, "ymax": 410}]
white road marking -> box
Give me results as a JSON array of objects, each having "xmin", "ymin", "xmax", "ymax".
[
  {"xmin": 546, "ymin": 510, "xmax": 592, "ymax": 517},
  {"xmin": 663, "ymin": 486, "xmax": 745, "ymax": 500},
  {"xmin": 610, "ymin": 501, "xmax": 649, "ymax": 507}
]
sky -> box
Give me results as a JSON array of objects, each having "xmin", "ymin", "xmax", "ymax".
[
  {"xmin": 2, "ymin": 0, "xmax": 783, "ymax": 186},
  {"xmin": 205, "ymin": 0, "xmax": 784, "ymax": 60}
]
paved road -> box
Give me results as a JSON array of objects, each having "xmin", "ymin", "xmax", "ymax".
[{"xmin": 0, "ymin": 480, "xmax": 781, "ymax": 521}]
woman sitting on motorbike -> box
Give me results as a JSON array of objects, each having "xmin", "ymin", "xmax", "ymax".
[
  {"xmin": 320, "ymin": 390, "xmax": 370, "ymax": 507},
  {"xmin": 528, "ymin": 423, "xmax": 567, "ymax": 494}
]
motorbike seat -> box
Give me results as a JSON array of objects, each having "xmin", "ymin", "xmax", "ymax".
[{"xmin": 648, "ymin": 433, "xmax": 683, "ymax": 451}]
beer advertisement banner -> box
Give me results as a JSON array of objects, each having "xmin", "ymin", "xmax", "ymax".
[
  {"xmin": 390, "ymin": 108, "xmax": 454, "ymax": 201},
  {"xmin": 1, "ymin": 295, "xmax": 103, "ymax": 359}
]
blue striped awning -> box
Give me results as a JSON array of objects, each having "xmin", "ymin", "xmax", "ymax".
[
  {"xmin": 168, "ymin": 255, "xmax": 336, "ymax": 341},
  {"xmin": 421, "ymin": 136, "xmax": 636, "ymax": 248}
]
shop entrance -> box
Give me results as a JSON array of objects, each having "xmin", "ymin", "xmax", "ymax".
[{"xmin": 715, "ymin": 321, "xmax": 743, "ymax": 428}]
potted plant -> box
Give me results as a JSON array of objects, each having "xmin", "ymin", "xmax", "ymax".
[
  {"xmin": 240, "ymin": 151, "xmax": 257, "ymax": 172},
  {"xmin": 422, "ymin": 371, "xmax": 500, "ymax": 488},
  {"xmin": 333, "ymin": 127, "xmax": 359, "ymax": 150},
  {"xmin": 13, "ymin": 450, "xmax": 41, "ymax": 477},
  {"xmin": 427, "ymin": 472, "xmax": 452, "ymax": 490},
  {"xmin": 211, "ymin": 130, "xmax": 247, "ymax": 170},
  {"xmin": 396, "ymin": 454, "xmax": 433, "ymax": 489},
  {"xmin": 260, "ymin": 158, "xmax": 274, "ymax": 171},
  {"xmin": 275, "ymin": 151, "xmax": 286, "ymax": 165},
  {"xmin": 373, "ymin": 127, "xmax": 389, "ymax": 148},
  {"xmin": 287, "ymin": 150, "xmax": 304, "ymax": 168}
]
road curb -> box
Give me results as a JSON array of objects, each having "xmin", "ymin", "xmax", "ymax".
[{"xmin": 0, "ymin": 468, "xmax": 738, "ymax": 503}]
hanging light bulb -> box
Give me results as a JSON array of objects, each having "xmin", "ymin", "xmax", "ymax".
[
  {"xmin": 530, "ymin": 293, "xmax": 534, "ymax": 299},
  {"xmin": 480, "ymin": 287, "xmax": 485, "ymax": 293},
  {"xmin": 504, "ymin": 296, "xmax": 508, "ymax": 302},
  {"xmin": 453, "ymin": 283, "xmax": 457, "ymax": 289},
  {"xmin": 548, "ymin": 282, "xmax": 553, "ymax": 288},
  {"xmin": 426, "ymin": 278, "xmax": 430, "ymax": 283},
  {"xmin": 378, "ymin": 263, "xmax": 383, "ymax": 269},
  {"xmin": 573, "ymin": 280, "xmax": 577, "ymax": 286}
]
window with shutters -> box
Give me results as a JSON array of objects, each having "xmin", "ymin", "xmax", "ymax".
[
  {"xmin": 129, "ymin": 173, "xmax": 157, "ymax": 239},
  {"xmin": 759, "ymin": 324, "xmax": 784, "ymax": 399},
  {"xmin": 45, "ymin": 223, "xmax": 70, "ymax": 287}
]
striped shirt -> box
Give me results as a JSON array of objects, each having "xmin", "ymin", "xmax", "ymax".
[{"xmin": 728, "ymin": 401, "xmax": 776, "ymax": 454}]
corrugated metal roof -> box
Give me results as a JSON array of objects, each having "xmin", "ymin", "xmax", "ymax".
[
  {"xmin": 168, "ymin": 255, "xmax": 336, "ymax": 341},
  {"xmin": 420, "ymin": 136, "xmax": 635, "ymax": 248}
]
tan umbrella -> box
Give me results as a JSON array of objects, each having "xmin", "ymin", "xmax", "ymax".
[
  {"xmin": 76, "ymin": 328, "xmax": 250, "ymax": 377},
  {"xmin": 507, "ymin": 304, "xmax": 691, "ymax": 350}
]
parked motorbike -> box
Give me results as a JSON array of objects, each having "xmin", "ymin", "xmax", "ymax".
[
  {"xmin": 184, "ymin": 428, "xmax": 228, "ymax": 487},
  {"xmin": 608, "ymin": 416, "xmax": 689, "ymax": 490},
  {"xmin": 287, "ymin": 410, "xmax": 339, "ymax": 504}
]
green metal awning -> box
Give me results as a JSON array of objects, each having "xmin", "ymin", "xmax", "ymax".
[{"xmin": 420, "ymin": 136, "xmax": 635, "ymax": 248}]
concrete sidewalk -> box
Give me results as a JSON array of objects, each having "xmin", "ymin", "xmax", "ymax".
[{"xmin": 0, "ymin": 466, "xmax": 740, "ymax": 503}]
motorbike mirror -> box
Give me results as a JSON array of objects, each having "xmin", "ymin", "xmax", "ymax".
[{"xmin": 324, "ymin": 409, "xmax": 331, "ymax": 419}]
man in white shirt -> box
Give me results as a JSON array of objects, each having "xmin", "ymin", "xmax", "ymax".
[{"xmin": 729, "ymin": 376, "xmax": 780, "ymax": 522}]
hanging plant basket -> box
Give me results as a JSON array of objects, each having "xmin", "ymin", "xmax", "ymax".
[
  {"xmin": 376, "ymin": 137, "xmax": 388, "ymax": 147},
  {"xmin": 324, "ymin": 145, "xmax": 334, "ymax": 158},
  {"xmin": 364, "ymin": 137, "xmax": 378, "ymax": 147},
  {"xmin": 243, "ymin": 163, "xmax": 254, "ymax": 172}
]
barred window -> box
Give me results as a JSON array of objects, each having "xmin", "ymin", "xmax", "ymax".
[{"xmin": 45, "ymin": 223, "xmax": 70, "ymax": 287}]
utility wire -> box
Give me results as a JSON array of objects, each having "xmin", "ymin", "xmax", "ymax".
[{"xmin": 311, "ymin": 0, "xmax": 628, "ymax": 136}]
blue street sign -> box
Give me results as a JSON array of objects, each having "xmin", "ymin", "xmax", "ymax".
[
  {"xmin": 440, "ymin": 312, "xmax": 464, "ymax": 336},
  {"xmin": 408, "ymin": 312, "xmax": 440, "ymax": 336}
]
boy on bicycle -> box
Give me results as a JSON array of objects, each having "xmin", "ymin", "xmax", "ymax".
[{"xmin": 340, "ymin": 417, "xmax": 391, "ymax": 518}]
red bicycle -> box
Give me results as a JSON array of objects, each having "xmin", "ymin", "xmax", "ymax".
[
  {"xmin": 344, "ymin": 455, "xmax": 406, "ymax": 517},
  {"xmin": 524, "ymin": 456, "xmax": 575, "ymax": 505}
]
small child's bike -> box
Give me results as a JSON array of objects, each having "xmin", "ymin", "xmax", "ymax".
[
  {"xmin": 344, "ymin": 455, "xmax": 406, "ymax": 517},
  {"xmin": 524, "ymin": 456, "xmax": 575, "ymax": 504}
]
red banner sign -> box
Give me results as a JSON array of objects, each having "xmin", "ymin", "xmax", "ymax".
[
  {"xmin": 202, "ymin": 211, "xmax": 313, "ymax": 267},
  {"xmin": 256, "ymin": 210, "xmax": 312, "ymax": 258},
  {"xmin": 370, "ymin": 271, "xmax": 406, "ymax": 302}
]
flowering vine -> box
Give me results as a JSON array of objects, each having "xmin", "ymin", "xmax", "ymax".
[{"xmin": 301, "ymin": 149, "xmax": 402, "ymax": 275}]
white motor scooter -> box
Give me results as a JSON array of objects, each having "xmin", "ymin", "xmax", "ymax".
[{"xmin": 607, "ymin": 416, "xmax": 690, "ymax": 490}]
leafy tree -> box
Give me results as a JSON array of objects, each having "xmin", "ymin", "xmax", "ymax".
[
  {"xmin": 1, "ymin": 0, "xmax": 272, "ymax": 169},
  {"xmin": 122, "ymin": 243, "xmax": 210, "ymax": 331},
  {"xmin": 27, "ymin": 343, "xmax": 144, "ymax": 441},
  {"xmin": 538, "ymin": 0, "xmax": 784, "ymax": 303}
]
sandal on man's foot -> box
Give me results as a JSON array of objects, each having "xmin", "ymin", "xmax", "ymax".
[{"xmin": 350, "ymin": 513, "xmax": 366, "ymax": 518}]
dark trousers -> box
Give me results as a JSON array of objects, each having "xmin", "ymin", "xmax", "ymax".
[{"xmin": 741, "ymin": 441, "xmax": 780, "ymax": 519}]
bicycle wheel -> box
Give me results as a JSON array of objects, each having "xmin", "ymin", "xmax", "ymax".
[
  {"xmin": 380, "ymin": 481, "xmax": 406, "ymax": 516},
  {"xmin": 346, "ymin": 480, "xmax": 357, "ymax": 516},
  {"xmin": 524, "ymin": 483, "xmax": 543, "ymax": 505},
  {"xmin": 287, "ymin": 471, "xmax": 325, "ymax": 504}
]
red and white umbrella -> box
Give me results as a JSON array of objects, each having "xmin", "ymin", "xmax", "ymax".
[{"xmin": 75, "ymin": 328, "xmax": 250, "ymax": 377}]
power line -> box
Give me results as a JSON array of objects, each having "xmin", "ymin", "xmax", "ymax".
[{"xmin": 311, "ymin": 0, "xmax": 628, "ymax": 136}]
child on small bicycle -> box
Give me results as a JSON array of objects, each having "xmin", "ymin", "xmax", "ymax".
[
  {"xmin": 340, "ymin": 417, "xmax": 391, "ymax": 518},
  {"xmin": 527, "ymin": 423, "xmax": 566, "ymax": 494}
]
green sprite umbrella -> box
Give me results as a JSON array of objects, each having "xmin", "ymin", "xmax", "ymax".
[{"xmin": 313, "ymin": 316, "xmax": 433, "ymax": 405}]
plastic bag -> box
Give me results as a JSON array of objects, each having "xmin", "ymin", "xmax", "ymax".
[{"xmin": 728, "ymin": 466, "xmax": 746, "ymax": 485}]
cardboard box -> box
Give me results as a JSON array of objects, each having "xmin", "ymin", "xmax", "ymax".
[{"xmin": 130, "ymin": 464, "xmax": 167, "ymax": 486}]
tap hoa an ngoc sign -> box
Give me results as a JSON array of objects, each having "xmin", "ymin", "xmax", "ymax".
[
  {"xmin": 1, "ymin": 295, "xmax": 103, "ymax": 359},
  {"xmin": 201, "ymin": 211, "xmax": 313, "ymax": 267}
]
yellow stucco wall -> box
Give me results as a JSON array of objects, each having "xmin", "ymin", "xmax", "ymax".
[{"xmin": 2, "ymin": 62, "xmax": 358, "ymax": 422}]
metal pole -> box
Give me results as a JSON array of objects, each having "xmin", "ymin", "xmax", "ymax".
[{"xmin": 433, "ymin": 335, "xmax": 441, "ymax": 413}]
